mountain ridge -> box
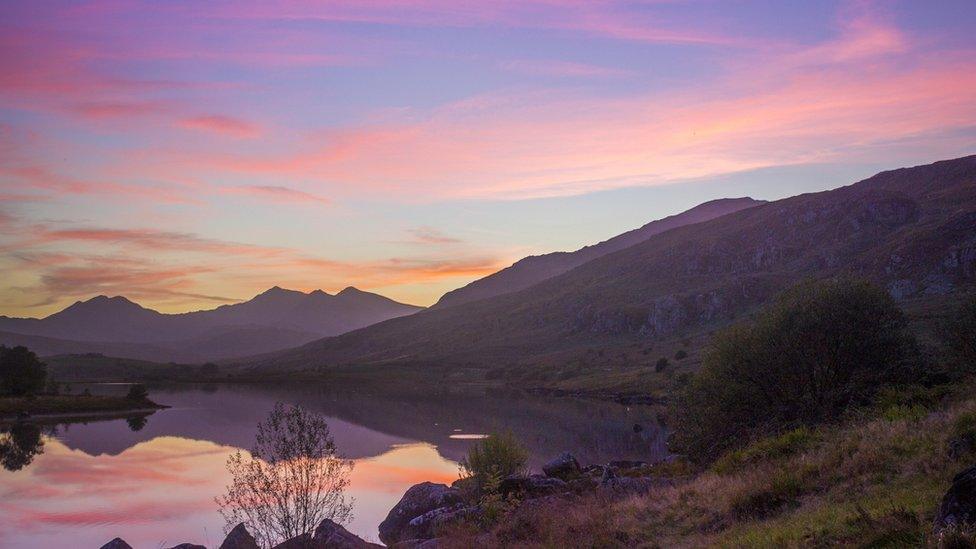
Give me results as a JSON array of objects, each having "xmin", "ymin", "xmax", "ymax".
[
  {"xmin": 240, "ymin": 155, "xmax": 976, "ymax": 374},
  {"xmin": 433, "ymin": 197, "xmax": 764, "ymax": 309}
]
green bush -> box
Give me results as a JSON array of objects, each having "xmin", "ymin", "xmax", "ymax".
[
  {"xmin": 671, "ymin": 278, "xmax": 919, "ymax": 463},
  {"xmin": 0, "ymin": 346, "xmax": 47, "ymax": 396},
  {"xmin": 460, "ymin": 431, "xmax": 528, "ymax": 492}
]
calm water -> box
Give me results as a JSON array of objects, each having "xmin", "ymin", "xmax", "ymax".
[{"xmin": 0, "ymin": 383, "xmax": 667, "ymax": 548}]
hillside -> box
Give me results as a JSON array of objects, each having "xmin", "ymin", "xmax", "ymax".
[
  {"xmin": 242, "ymin": 155, "xmax": 976, "ymax": 375},
  {"xmin": 0, "ymin": 287, "xmax": 422, "ymax": 362},
  {"xmin": 433, "ymin": 197, "xmax": 762, "ymax": 309}
]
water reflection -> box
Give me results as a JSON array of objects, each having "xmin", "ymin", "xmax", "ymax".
[
  {"xmin": 0, "ymin": 383, "xmax": 667, "ymax": 548},
  {"xmin": 0, "ymin": 423, "xmax": 45, "ymax": 471}
]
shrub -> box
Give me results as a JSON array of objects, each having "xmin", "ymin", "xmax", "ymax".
[
  {"xmin": 460, "ymin": 431, "xmax": 528, "ymax": 492},
  {"xmin": 126, "ymin": 384, "xmax": 149, "ymax": 401},
  {"xmin": 674, "ymin": 349, "xmax": 688, "ymax": 360},
  {"xmin": 655, "ymin": 357, "xmax": 670, "ymax": 372},
  {"xmin": 671, "ymin": 278, "xmax": 919, "ymax": 463},
  {"xmin": 0, "ymin": 346, "xmax": 47, "ymax": 396}
]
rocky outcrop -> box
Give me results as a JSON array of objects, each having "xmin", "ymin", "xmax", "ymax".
[
  {"xmin": 99, "ymin": 539, "xmax": 133, "ymax": 549},
  {"xmin": 219, "ymin": 523, "xmax": 260, "ymax": 549},
  {"xmin": 102, "ymin": 520, "xmax": 376, "ymax": 549},
  {"xmin": 935, "ymin": 465, "xmax": 976, "ymax": 533},
  {"xmin": 378, "ymin": 482, "xmax": 462, "ymax": 545},
  {"xmin": 542, "ymin": 452, "xmax": 581, "ymax": 480},
  {"xmin": 499, "ymin": 474, "xmax": 567, "ymax": 498}
]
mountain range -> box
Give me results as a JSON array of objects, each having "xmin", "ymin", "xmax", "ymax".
[
  {"xmin": 0, "ymin": 287, "xmax": 422, "ymax": 362},
  {"xmin": 238, "ymin": 155, "xmax": 976, "ymax": 375}
]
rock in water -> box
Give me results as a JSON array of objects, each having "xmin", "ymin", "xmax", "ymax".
[
  {"xmin": 379, "ymin": 482, "xmax": 461, "ymax": 545},
  {"xmin": 219, "ymin": 523, "xmax": 260, "ymax": 549},
  {"xmin": 935, "ymin": 465, "xmax": 976, "ymax": 533},
  {"xmin": 100, "ymin": 539, "xmax": 133, "ymax": 549},
  {"xmin": 542, "ymin": 452, "xmax": 581, "ymax": 480}
]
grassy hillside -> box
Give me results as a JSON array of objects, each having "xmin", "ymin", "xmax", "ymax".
[
  {"xmin": 435, "ymin": 379, "xmax": 976, "ymax": 547},
  {"xmin": 239, "ymin": 156, "xmax": 976, "ymax": 380}
]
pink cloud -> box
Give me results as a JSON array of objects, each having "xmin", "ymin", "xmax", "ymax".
[
  {"xmin": 499, "ymin": 59, "xmax": 632, "ymax": 78},
  {"xmin": 219, "ymin": 185, "xmax": 330, "ymax": 204},
  {"xmin": 178, "ymin": 115, "xmax": 261, "ymax": 138}
]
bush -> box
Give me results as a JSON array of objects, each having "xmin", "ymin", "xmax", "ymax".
[
  {"xmin": 460, "ymin": 431, "xmax": 528, "ymax": 492},
  {"xmin": 0, "ymin": 346, "xmax": 47, "ymax": 396},
  {"xmin": 674, "ymin": 349, "xmax": 688, "ymax": 360},
  {"xmin": 126, "ymin": 384, "xmax": 149, "ymax": 401},
  {"xmin": 655, "ymin": 357, "xmax": 670, "ymax": 372},
  {"xmin": 671, "ymin": 278, "xmax": 919, "ymax": 463}
]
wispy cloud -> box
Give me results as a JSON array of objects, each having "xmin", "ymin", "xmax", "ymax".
[
  {"xmin": 178, "ymin": 115, "xmax": 261, "ymax": 138},
  {"xmin": 407, "ymin": 226, "xmax": 462, "ymax": 244},
  {"xmin": 219, "ymin": 185, "xmax": 330, "ymax": 204}
]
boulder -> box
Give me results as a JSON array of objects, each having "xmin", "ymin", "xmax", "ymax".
[
  {"xmin": 99, "ymin": 539, "xmax": 133, "ymax": 549},
  {"xmin": 219, "ymin": 523, "xmax": 260, "ymax": 549},
  {"xmin": 935, "ymin": 465, "xmax": 976, "ymax": 532},
  {"xmin": 379, "ymin": 482, "xmax": 461, "ymax": 545},
  {"xmin": 272, "ymin": 533, "xmax": 311, "ymax": 549},
  {"xmin": 401, "ymin": 503, "xmax": 475, "ymax": 540},
  {"xmin": 312, "ymin": 519, "xmax": 383, "ymax": 548},
  {"xmin": 166, "ymin": 545, "xmax": 206, "ymax": 549},
  {"xmin": 948, "ymin": 434, "xmax": 976, "ymax": 460},
  {"xmin": 499, "ymin": 474, "xmax": 567, "ymax": 498},
  {"xmin": 542, "ymin": 452, "xmax": 581, "ymax": 480}
]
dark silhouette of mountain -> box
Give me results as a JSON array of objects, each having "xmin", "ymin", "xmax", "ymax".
[
  {"xmin": 433, "ymin": 197, "xmax": 763, "ymax": 309},
  {"xmin": 0, "ymin": 287, "xmax": 423, "ymax": 362},
  {"xmin": 242, "ymin": 155, "xmax": 976, "ymax": 373}
]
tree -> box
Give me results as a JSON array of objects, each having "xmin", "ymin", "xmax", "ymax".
[
  {"xmin": 216, "ymin": 403, "xmax": 354, "ymax": 548},
  {"xmin": 0, "ymin": 346, "xmax": 47, "ymax": 396},
  {"xmin": 671, "ymin": 278, "xmax": 919, "ymax": 463},
  {"xmin": 126, "ymin": 384, "xmax": 149, "ymax": 401}
]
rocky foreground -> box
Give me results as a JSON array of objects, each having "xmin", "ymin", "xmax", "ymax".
[{"xmin": 98, "ymin": 453, "xmax": 976, "ymax": 548}]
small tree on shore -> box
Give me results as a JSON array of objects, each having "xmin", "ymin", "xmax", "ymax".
[
  {"xmin": 460, "ymin": 431, "xmax": 528, "ymax": 492},
  {"xmin": 126, "ymin": 384, "xmax": 149, "ymax": 401},
  {"xmin": 216, "ymin": 403, "xmax": 354, "ymax": 548},
  {"xmin": 0, "ymin": 346, "xmax": 47, "ymax": 396}
]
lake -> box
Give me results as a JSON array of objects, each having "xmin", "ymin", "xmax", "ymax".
[{"xmin": 0, "ymin": 383, "xmax": 667, "ymax": 548}]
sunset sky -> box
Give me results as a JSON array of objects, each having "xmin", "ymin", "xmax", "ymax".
[{"xmin": 2, "ymin": 0, "xmax": 975, "ymax": 316}]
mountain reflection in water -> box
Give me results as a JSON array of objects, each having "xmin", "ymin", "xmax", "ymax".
[{"xmin": 0, "ymin": 383, "xmax": 666, "ymax": 548}]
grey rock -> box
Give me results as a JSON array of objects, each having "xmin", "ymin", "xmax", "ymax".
[
  {"xmin": 542, "ymin": 452, "xmax": 581, "ymax": 480},
  {"xmin": 99, "ymin": 539, "xmax": 133, "ymax": 549},
  {"xmin": 165, "ymin": 545, "xmax": 206, "ymax": 549},
  {"xmin": 219, "ymin": 523, "xmax": 260, "ymax": 549},
  {"xmin": 499, "ymin": 474, "xmax": 567, "ymax": 498},
  {"xmin": 948, "ymin": 434, "xmax": 976, "ymax": 460},
  {"xmin": 379, "ymin": 482, "xmax": 461, "ymax": 545},
  {"xmin": 402, "ymin": 503, "xmax": 475, "ymax": 540},
  {"xmin": 934, "ymin": 465, "xmax": 976, "ymax": 532}
]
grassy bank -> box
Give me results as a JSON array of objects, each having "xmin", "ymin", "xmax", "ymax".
[
  {"xmin": 434, "ymin": 381, "xmax": 976, "ymax": 547},
  {"xmin": 0, "ymin": 394, "xmax": 165, "ymax": 417}
]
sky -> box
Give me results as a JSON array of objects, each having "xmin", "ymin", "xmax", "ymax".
[{"xmin": 1, "ymin": 0, "xmax": 975, "ymax": 317}]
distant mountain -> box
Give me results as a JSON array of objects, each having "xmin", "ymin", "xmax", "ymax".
[
  {"xmin": 434, "ymin": 197, "xmax": 763, "ymax": 309},
  {"xmin": 242, "ymin": 155, "xmax": 976, "ymax": 373},
  {"xmin": 0, "ymin": 287, "xmax": 423, "ymax": 361}
]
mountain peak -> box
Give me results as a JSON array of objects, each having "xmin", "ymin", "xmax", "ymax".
[{"xmin": 337, "ymin": 286, "xmax": 363, "ymax": 296}]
